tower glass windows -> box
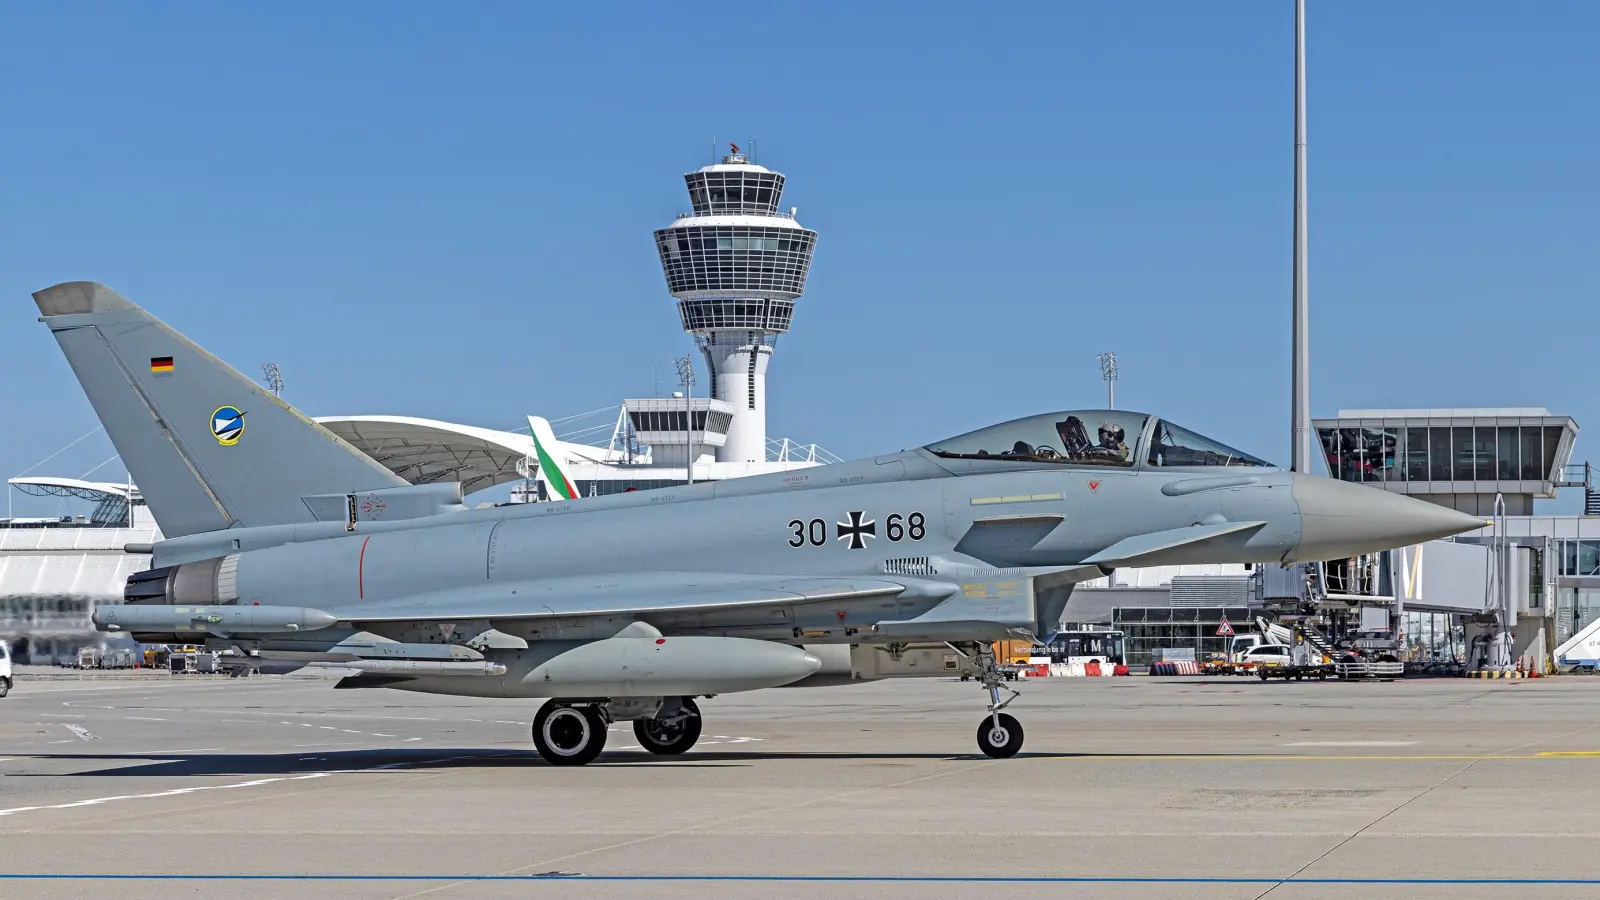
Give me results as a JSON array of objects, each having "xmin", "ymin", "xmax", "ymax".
[
  {"xmin": 685, "ymin": 171, "xmax": 786, "ymax": 216},
  {"xmin": 655, "ymin": 225, "xmax": 817, "ymax": 302}
]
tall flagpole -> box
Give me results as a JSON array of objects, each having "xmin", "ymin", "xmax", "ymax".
[{"xmin": 1290, "ymin": 0, "xmax": 1312, "ymax": 473}]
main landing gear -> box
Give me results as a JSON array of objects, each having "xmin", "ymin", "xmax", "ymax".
[
  {"xmin": 531, "ymin": 697, "xmax": 705, "ymax": 766},
  {"xmin": 532, "ymin": 701, "xmax": 607, "ymax": 766},
  {"xmin": 971, "ymin": 643, "xmax": 1024, "ymax": 758},
  {"xmin": 632, "ymin": 697, "xmax": 703, "ymax": 755}
]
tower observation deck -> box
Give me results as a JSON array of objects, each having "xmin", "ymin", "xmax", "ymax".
[{"xmin": 654, "ymin": 144, "xmax": 818, "ymax": 463}]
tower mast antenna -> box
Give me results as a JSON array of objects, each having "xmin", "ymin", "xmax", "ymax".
[{"xmin": 1290, "ymin": 0, "xmax": 1312, "ymax": 473}]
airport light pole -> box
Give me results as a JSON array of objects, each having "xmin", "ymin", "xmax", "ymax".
[
  {"xmin": 675, "ymin": 355, "xmax": 695, "ymax": 485},
  {"xmin": 1097, "ymin": 352, "xmax": 1118, "ymax": 409},
  {"xmin": 260, "ymin": 362, "xmax": 284, "ymax": 398},
  {"xmin": 1290, "ymin": 0, "xmax": 1313, "ymax": 474}
]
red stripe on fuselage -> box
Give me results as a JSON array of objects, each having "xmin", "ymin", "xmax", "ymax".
[{"xmin": 358, "ymin": 535, "xmax": 371, "ymax": 599}]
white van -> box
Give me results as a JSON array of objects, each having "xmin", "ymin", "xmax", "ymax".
[
  {"xmin": 1238, "ymin": 644, "xmax": 1292, "ymax": 669},
  {"xmin": 0, "ymin": 640, "xmax": 13, "ymax": 698}
]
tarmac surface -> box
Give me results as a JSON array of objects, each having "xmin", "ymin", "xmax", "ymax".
[{"xmin": 3, "ymin": 671, "xmax": 1600, "ymax": 899}]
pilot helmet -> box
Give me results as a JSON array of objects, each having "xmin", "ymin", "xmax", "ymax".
[{"xmin": 1098, "ymin": 422, "xmax": 1125, "ymax": 446}]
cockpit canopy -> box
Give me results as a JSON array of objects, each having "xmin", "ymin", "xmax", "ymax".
[{"xmin": 925, "ymin": 410, "xmax": 1272, "ymax": 469}]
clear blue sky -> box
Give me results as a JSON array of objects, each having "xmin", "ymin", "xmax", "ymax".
[{"xmin": 2, "ymin": 1, "xmax": 1595, "ymax": 515}]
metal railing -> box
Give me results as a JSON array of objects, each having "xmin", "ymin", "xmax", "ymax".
[
  {"xmin": 767, "ymin": 438, "xmax": 843, "ymax": 465},
  {"xmin": 1556, "ymin": 463, "xmax": 1598, "ymax": 514},
  {"xmin": 677, "ymin": 208, "xmax": 795, "ymax": 220}
]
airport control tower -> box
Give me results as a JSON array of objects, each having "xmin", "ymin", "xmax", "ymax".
[{"xmin": 654, "ymin": 145, "xmax": 818, "ymax": 463}]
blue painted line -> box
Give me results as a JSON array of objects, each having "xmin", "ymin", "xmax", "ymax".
[{"xmin": 2, "ymin": 874, "xmax": 1600, "ymax": 885}]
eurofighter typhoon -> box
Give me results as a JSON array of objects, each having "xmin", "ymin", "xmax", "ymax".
[{"xmin": 35, "ymin": 282, "xmax": 1484, "ymax": 763}]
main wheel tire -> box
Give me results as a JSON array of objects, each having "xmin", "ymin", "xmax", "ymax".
[
  {"xmin": 633, "ymin": 697, "xmax": 703, "ymax": 755},
  {"xmin": 976, "ymin": 713, "xmax": 1024, "ymax": 759},
  {"xmin": 532, "ymin": 702, "xmax": 607, "ymax": 766}
]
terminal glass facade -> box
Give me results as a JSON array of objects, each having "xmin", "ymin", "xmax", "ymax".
[
  {"xmin": 1559, "ymin": 540, "xmax": 1600, "ymax": 577},
  {"xmin": 1318, "ymin": 424, "xmax": 1564, "ymax": 484},
  {"xmin": 1398, "ymin": 610, "xmax": 1465, "ymax": 663},
  {"xmin": 1111, "ymin": 606, "xmax": 1255, "ymax": 667},
  {"xmin": 627, "ymin": 409, "xmax": 733, "ymax": 436}
]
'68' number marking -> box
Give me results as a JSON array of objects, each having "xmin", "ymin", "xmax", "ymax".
[{"xmin": 789, "ymin": 512, "xmax": 924, "ymax": 549}]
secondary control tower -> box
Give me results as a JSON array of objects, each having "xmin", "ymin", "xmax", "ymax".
[{"xmin": 654, "ymin": 144, "xmax": 818, "ymax": 463}]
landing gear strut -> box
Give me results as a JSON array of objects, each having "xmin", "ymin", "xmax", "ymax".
[
  {"xmin": 633, "ymin": 697, "xmax": 703, "ymax": 755},
  {"xmin": 532, "ymin": 700, "xmax": 608, "ymax": 766},
  {"xmin": 970, "ymin": 643, "xmax": 1024, "ymax": 758}
]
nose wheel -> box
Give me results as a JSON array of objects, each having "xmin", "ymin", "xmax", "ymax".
[
  {"xmin": 633, "ymin": 697, "xmax": 703, "ymax": 755},
  {"xmin": 977, "ymin": 713, "xmax": 1024, "ymax": 759},
  {"xmin": 532, "ymin": 701, "xmax": 608, "ymax": 766}
]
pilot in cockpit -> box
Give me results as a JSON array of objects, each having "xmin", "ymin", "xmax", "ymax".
[
  {"xmin": 1054, "ymin": 416, "xmax": 1129, "ymax": 463},
  {"xmin": 1097, "ymin": 421, "xmax": 1128, "ymax": 461}
]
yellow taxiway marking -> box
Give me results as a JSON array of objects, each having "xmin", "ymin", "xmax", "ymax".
[{"xmin": 1034, "ymin": 753, "xmax": 1600, "ymax": 761}]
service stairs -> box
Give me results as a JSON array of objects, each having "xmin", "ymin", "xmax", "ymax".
[
  {"xmin": 1293, "ymin": 621, "xmax": 1339, "ymax": 661},
  {"xmin": 1556, "ymin": 615, "xmax": 1600, "ymax": 668},
  {"xmin": 1558, "ymin": 463, "xmax": 1600, "ymax": 515}
]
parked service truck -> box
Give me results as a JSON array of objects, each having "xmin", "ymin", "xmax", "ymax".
[{"xmin": 1234, "ymin": 617, "xmax": 1334, "ymax": 681}]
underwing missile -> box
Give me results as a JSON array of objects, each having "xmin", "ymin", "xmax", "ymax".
[{"xmin": 93, "ymin": 604, "xmax": 338, "ymax": 635}]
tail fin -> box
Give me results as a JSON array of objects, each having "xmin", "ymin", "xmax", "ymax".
[
  {"xmin": 527, "ymin": 415, "xmax": 578, "ymax": 500},
  {"xmin": 33, "ymin": 282, "xmax": 404, "ymax": 537}
]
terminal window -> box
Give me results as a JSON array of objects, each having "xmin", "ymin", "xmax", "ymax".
[{"xmin": 1319, "ymin": 424, "xmax": 1564, "ymax": 484}]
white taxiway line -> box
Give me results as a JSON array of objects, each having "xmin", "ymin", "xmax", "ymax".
[
  {"xmin": 0, "ymin": 752, "xmax": 510, "ymax": 820},
  {"xmin": 0, "ymin": 773, "xmax": 333, "ymax": 818}
]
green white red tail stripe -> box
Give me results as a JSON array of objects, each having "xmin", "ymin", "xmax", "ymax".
[{"xmin": 528, "ymin": 416, "xmax": 578, "ymax": 500}]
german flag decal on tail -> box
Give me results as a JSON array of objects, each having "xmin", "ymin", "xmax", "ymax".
[{"xmin": 150, "ymin": 356, "xmax": 174, "ymax": 375}]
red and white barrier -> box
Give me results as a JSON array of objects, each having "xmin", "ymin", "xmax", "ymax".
[{"xmin": 1047, "ymin": 662, "xmax": 1131, "ymax": 677}]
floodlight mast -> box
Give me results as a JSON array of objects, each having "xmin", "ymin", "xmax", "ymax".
[
  {"xmin": 1096, "ymin": 352, "xmax": 1119, "ymax": 409},
  {"xmin": 261, "ymin": 362, "xmax": 285, "ymax": 398},
  {"xmin": 675, "ymin": 355, "xmax": 696, "ymax": 485}
]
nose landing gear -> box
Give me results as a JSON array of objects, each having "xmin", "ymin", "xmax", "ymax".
[{"xmin": 968, "ymin": 643, "xmax": 1025, "ymax": 759}]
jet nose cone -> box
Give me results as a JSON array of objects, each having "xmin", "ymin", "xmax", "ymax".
[{"xmin": 1291, "ymin": 474, "xmax": 1486, "ymax": 561}]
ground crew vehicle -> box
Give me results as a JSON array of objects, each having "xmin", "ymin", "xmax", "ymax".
[
  {"xmin": 1242, "ymin": 643, "xmax": 1332, "ymax": 680},
  {"xmin": 0, "ymin": 640, "xmax": 12, "ymax": 697}
]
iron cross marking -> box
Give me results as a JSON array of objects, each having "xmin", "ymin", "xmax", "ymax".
[{"xmin": 836, "ymin": 511, "xmax": 877, "ymax": 550}]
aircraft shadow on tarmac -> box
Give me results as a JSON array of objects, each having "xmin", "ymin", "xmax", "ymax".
[{"xmin": 15, "ymin": 747, "xmax": 1244, "ymax": 778}]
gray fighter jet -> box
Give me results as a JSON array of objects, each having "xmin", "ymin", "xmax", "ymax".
[{"xmin": 35, "ymin": 282, "xmax": 1483, "ymax": 763}]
